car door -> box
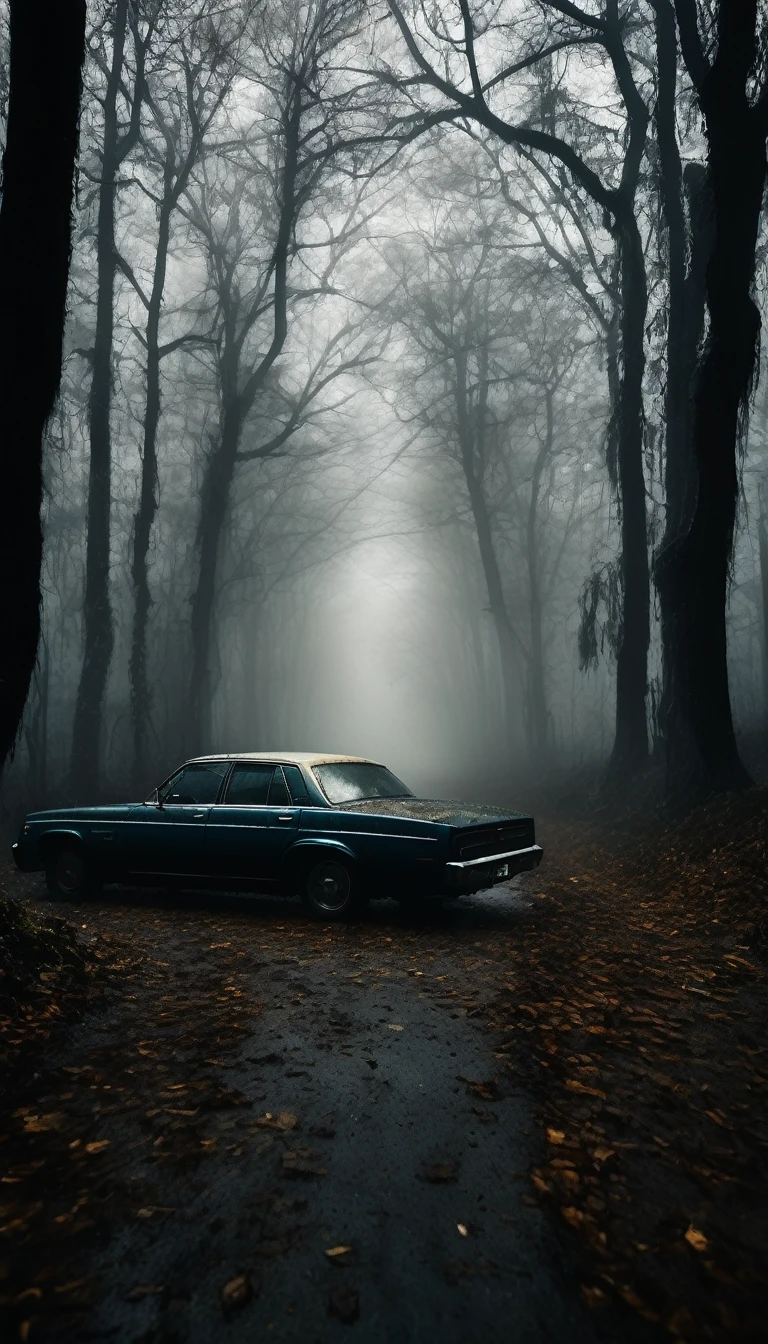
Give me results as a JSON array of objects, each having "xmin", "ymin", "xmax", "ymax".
[
  {"xmin": 126, "ymin": 761, "xmax": 230, "ymax": 878},
  {"xmin": 206, "ymin": 763, "xmax": 300, "ymax": 886}
]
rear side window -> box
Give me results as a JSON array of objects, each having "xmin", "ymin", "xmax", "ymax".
[
  {"xmin": 225, "ymin": 764, "xmax": 275, "ymax": 805},
  {"xmin": 267, "ymin": 768, "xmax": 290, "ymax": 806},
  {"xmin": 282, "ymin": 764, "xmax": 311, "ymax": 804}
]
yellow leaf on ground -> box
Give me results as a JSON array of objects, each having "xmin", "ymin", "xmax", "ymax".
[
  {"xmin": 684, "ymin": 1225, "xmax": 709, "ymax": 1252},
  {"xmin": 565, "ymin": 1079, "xmax": 606, "ymax": 1099},
  {"xmin": 220, "ymin": 1274, "xmax": 252, "ymax": 1309}
]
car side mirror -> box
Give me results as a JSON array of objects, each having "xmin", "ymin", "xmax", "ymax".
[{"xmin": 144, "ymin": 788, "xmax": 163, "ymax": 808}]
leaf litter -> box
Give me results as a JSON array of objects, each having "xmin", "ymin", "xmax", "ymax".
[{"xmin": 2, "ymin": 787, "xmax": 767, "ymax": 1342}]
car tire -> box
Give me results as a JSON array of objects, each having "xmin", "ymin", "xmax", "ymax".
[
  {"xmin": 45, "ymin": 846, "xmax": 102, "ymax": 901},
  {"xmin": 299, "ymin": 854, "xmax": 362, "ymax": 920}
]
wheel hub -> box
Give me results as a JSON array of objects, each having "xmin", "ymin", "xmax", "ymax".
[{"xmin": 309, "ymin": 861, "xmax": 351, "ymax": 912}]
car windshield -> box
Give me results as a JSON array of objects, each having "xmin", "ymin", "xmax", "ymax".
[{"xmin": 312, "ymin": 762, "xmax": 413, "ymax": 805}]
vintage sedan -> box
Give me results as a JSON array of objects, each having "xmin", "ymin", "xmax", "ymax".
[{"xmin": 12, "ymin": 753, "xmax": 543, "ymax": 919}]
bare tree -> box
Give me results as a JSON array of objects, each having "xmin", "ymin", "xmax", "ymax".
[
  {"xmin": 69, "ymin": 0, "xmax": 156, "ymax": 795},
  {"xmin": 370, "ymin": 0, "xmax": 652, "ymax": 780},
  {"xmin": 656, "ymin": 0, "xmax": 768, "ymax": 798},
  {"xmin": 0, "ymin": 0, "xmax": 86, "ymax": 772},
  {"xmin": 117, "ymin": 6, "xmax": 246, "ymax": 788}
]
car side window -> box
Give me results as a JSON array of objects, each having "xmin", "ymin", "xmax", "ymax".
[
  {"xmin": 225, "ymin": 764, "xmax": 275, "ymax": 806},
  {"xmin": 162, "ymin": 762, "xmax": 229, "ymax": 805},
  {"xmin": 267, "ymin": 767, "xmax": 290, "ymax": 806},
  {"xmin": 282, "ymin": 764, "xmax": 311, "ymax": 804}
]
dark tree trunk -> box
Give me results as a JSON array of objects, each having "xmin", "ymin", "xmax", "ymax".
[
  {"xmin": 526, "ymin": 390, "xmax": 552, "ymax": 759},
  {"xmin": 185, "ymin": 90, "xmax": 299, "ymax": 752},
  {"xmin": 606, "ymin": 211, "xmax": 650, "ymax": 780},
  {"xmin": 454, "ymin": 349, "xmax": 520, "ymax": 748},
  {"xmin": 662, "ymin": 0, "xmax": 766, "ymax": 799},
  {"xmin": 130, "ymin": 176, "xmax": 173, "ymax": 793},
  {"xmin": 70, "ymin": 0, "xmax": 142, "ymax": 796},
  {"xmin": 652, "ymin": 0, "xmax": 690, "ymax": 539},
  {"xmin": 652, "ymin": 2, "xmax": 712, "ymax": 769},
  {"xmin": 759, "ymin": 493, "xmax": 768, "ymax": 728},
  {"xmin": 655, "ymin": 161, "xmax": 714, "ymax": 756},
  {"xmin": 0, "ymin": 0, "xmax": 85, "ymax": 773},
  {"xmin": 189, "ymin": 401, "xmax": 242, "ymax": 753}
]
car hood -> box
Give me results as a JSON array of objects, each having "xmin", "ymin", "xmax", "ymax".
[{"xmin": 338, "ymin": 798, "xmax": 528, "ymax": 827}]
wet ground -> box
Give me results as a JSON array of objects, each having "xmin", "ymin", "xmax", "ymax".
[{"xmin": 2, "ymin": 877, "xmax": 611, "ymax": 1343}]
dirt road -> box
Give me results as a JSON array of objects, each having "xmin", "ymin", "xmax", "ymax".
[{"xmin": 0, "ymin": 875, "xmax": 620, "ymax": 1343}]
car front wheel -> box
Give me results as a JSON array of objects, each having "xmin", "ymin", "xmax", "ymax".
[
  {"xmin": 45, "ymin": 847, "xmax": 101, "ymax": 901},
  {"xmin": 300, "ymin": 855, "xmax": 362, "ymax": 920}
]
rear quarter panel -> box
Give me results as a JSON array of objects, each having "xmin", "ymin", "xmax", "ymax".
[{"xmin": 291, "ymin": 807, "xmax": 448, "ymax": 889}]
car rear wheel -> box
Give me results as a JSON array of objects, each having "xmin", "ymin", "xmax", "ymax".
[
  {"xmin": 45, "ymin": 847, "xmax": 101, "ymax": 901},
  {"xmin": 300, "ymin": 855, "xmax": 362, "ymax": 920}
]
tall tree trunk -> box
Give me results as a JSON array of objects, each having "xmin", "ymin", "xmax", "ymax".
[
  {"xmin": 0, "ymin": 0, "xmax": 86, "ymax": 772},
  {"xmin": 129, "ymin": 176, "xmax": 173, "ymax": 793},
  {"xmin": 663, "ymin": 0, "xmax": 766, "ymax": 799},
  {"xmin": 651, "ymin": 0, "xmax": 690, "ymax": 538},
  {"xmin": 454, "ymin": 349, "xmax": 520, "ymax": 749},
  {"xmin": 70, "ymin": 0, "xmax": 141, "ymax": 796},
  {"xmin": 606, "ymin": 212, "xmax": 650, "ymax": 780},
  {"xmin": 759, "ymin": 492, "xmax": 768, "ymax": 729},
  {"xmin": 651, "ymin": 2, "xmax": 721, "ymax": 788},
  {"xmin": 189, "ymin": 402, "xmax": 242, "ymax": 753},
  {"xmin": 185, "ymin": 87, "xmax": 299, "ymax": 752},
  {"xmin": 526, "ymin": 390, "xmax": 553, "ymax": 759},
  {"xmin": 655, "ymin": 159, "xmax": 714, "ymax": 760}
]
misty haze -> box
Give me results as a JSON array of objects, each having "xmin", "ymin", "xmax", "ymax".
[{"xmin": 1, "ymin": 2, "xmax": 767, "ymax": 1341}]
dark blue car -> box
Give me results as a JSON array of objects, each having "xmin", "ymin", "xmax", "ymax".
[{"xmin": 12, "ymin": 753, "xmax": 543, "ymax": 919}]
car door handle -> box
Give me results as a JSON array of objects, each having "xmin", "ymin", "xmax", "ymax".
[
  {"xmin": 193, "ymin": 811, "xmax": 207, "ymax": 819},
  {"xmin": 277, "ymin": 815, "xmax": 294, "ymax": 822}
]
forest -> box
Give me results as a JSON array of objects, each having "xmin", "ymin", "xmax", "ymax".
[
  {"xmin": 1, "ymin": 0, "xmax": 767, "ymax": 815},
  {"xmin": 1, "ymin": 4, "xmax": 768, "ymax": 1342}
]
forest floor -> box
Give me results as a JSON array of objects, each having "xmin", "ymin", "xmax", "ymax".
[{"xmin": 1, "ymin": 787, "xmax": 767, "ymax": 1343}]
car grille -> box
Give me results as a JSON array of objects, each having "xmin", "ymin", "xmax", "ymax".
[{"xmin": 456, "ymin": 821, "xmax": 533, "ymax": 862}]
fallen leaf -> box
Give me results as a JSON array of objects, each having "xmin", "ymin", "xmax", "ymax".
[
  {"xmin": 581, "ymin": 1284, "xmax": 607, "ymax": 1309},
  {"xmin": 255, "ymin": 1111, "xmax": 298, "ymax": 1131},
  {"xmin": 281, "ymin": 1148, "xmax": 327, "ymax": 1178},
  {"xmin": 325, "ymin": 1245, "xmax": 353, "ymax": 1260},
  {"xmin": 220, "ymin": 1274, "xmax": 252, "ymax": 1309},
  {"xmin": 565, "ymin": 1079, "xmax": 606, "ymax": 1099},
  {"xmin": 704, "ymin": 1109, "xmax": 730, "ymax": 1129},
  {"xmin": 417, "ymin": 1162, "xmax": 457, "ymax": 1183},
  {"xmin": 22, "ymin": 1112, "xmax": 65, "ymax": 1133},
  {"xmin": 463, "ymin": 1079, "xmax": 498, "ymax": 1100},
  {"xmin": 456, "ymin": 1223, "xmax": 469, "ymax": 1237},
  {"xmin": 546, "ymin": 1128, "xmax": 565, "ymax": 1145},
  {"xmin": 561, "ymin": 1205, "xmax": 585, "ymax": 1228},
  {"xmin": 126, "ymin": 1285, "xmax": 164, "ymax": 1301},
  {"xmin": 387, "ymin": 1024, "xmax": 404, "ymax": 1031},
  {"xmin": 85, "ymin": 1140, "xmax": 110, "ymax": 1154},
  {"xmin": 684, "ymin": 1225, "xmax": 709, "ymax": 1252}
]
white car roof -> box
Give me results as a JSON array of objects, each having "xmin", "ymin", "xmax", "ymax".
[{"xmin": 188, "ymin": 752, "xmax": 379, "ymax": 767}]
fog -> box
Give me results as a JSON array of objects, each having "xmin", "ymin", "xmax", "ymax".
[{"xmin": 2, "ymin": 0, "xmax": 768, "ymax": 823}]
